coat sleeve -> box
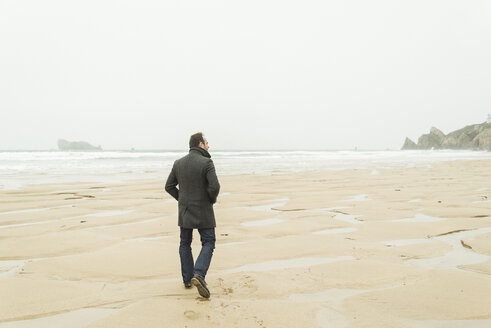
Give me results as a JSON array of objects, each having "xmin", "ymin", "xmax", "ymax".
[
  {"xmin": 205, "ymin": 160, "xmax": 220, "ymax": 204},
  {"xmin": 165, "ymin": 162, "xmax": 179, "ymax": 201}
]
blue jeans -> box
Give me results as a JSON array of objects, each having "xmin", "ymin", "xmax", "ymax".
[{"xmin": 179, "ymin": 227, "xmax": 216, "ymax": 283}]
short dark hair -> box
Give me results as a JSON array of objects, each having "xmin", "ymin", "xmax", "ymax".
[{"xmin": 189, "ymin": 132, "xmax": 204, "ymax": 148}]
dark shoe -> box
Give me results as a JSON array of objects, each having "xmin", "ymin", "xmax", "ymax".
[
  {"xmin": 184, "ymin": 281, "xmax": 192, "ymax": 289},
  {"xmin": 191, "ymin": 275, "xmax": 210, "ymax": 298}
]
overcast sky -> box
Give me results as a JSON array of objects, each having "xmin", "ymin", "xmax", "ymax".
[{"xmin": 1, "ymin": 0, "xmax": 490, "ymax": 150}]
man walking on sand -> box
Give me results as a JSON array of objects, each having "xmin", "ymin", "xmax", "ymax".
[{"xmin": 165, "ymin": 132, "xmax": 220, "ymax": 298}]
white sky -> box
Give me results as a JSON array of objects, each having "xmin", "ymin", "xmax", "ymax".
[{"xmin": 1, "ymin": 0, "xmax": 490, "ymax": 150}]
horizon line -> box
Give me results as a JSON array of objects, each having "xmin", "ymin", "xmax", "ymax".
[{"xmin": 0, "ymin": 148, "xmax": 449, "ymax": 152}]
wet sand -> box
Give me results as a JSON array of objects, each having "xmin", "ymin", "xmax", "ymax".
[{"xmin": 0, "ymin": 159, "xmax": 490, "ymax": 327}]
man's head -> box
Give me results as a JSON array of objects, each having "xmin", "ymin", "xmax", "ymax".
[{"xmin": 189, "ymin": 132, "xmax": 209, "ymax": 151}]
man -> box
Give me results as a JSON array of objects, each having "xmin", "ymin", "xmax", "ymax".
[{"xmin": 165, "ymin": 132, "xmax": 220, "ymax": 298}]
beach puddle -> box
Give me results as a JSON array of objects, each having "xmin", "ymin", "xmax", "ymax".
[
  {"xmin": 312, "ymin": 208, "xmax": 363, "ymax": 224},
  {"xmin": 0, "ymin": 260, "xmax": 29, "ymax": 277},
  {"xmin": 332, "ymin": 213, "xmax": 363, "ymax": 224},
  {"xmin": 238, "ymin": 198, "xmax": 289, "ymax": 212},
  {"xmin": 391, "ymin": 214, "xmax": 446, "ymax": 223},
  {"xmin": 226, "ymin": 256, "xmax": 355, "ymax": 273},
  {"xmin": 321, "ymin": 206, "xmax": 351, "ymax": 211},
  {"xmin": 384, "ymin": 238, "xmax": 434, "ymax": 247},
  {"xmin": 386, "ymin": 227, "xmax": 491, "ymax": 270},
  {"xmin": 0, "ymin": 253, "xmax": 98, "ymax": 277},
  {"xmin": 406, "ymin": 227, "xmax": 491, "ymax": 270},
  {"xmin": 240, "ymin": 218, "xmax": 284, "ymax": 227},
  {"xmin": 312, "ymin": 207, "xmax": 352, "ymax": 215},
  {"xmin": 0, "ymin": 218, "xmax": 69, "ymax": 230},
  {"xmin": 339, "ymin": 194, "xmax": 371, "ymax": 202},
  {"xmin": 125, "ymin": 235, "xmax": 169, "ymax": 242},
  {"xmin": 0, "ymin": 308, "xmax": 117, "ymax": 328},
  {"xmin": 313, "ymin": 228, "xmax": 358, "ymax": 235},
  {"xmin": 0, "ymin": 207, "xmax": 49, "ymax": 216},
  {"xmin": 2, "ymin": 248, "xmax": 111, "ymax": 272},
  {"xmin": 0, "ymin": 205, "xmax": 73, "ymax": 216},
  {"xmin": 97, "ymin": 188, "xmax": 111, "ymax": 192},
  {"xmin": 472, "ymin": 199, "xmax": 490, "ymax": 204}
]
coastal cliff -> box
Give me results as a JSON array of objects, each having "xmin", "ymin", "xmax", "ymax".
[
  {"xmin": 402, "ymin": 122, "xmax": 491, "ymax": 150},
  {"xmin": 57, "ymin": 139, "xmax": 102, "ymax": 151}
]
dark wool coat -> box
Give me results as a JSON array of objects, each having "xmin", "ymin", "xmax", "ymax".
[{"xmin": 165, "ymin": 147, "xmax": 220, "ymax": 229}]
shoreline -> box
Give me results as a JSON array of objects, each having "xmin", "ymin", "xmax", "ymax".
[{"xmin": 1, "ymin": 150, "xmax": 491, "ymax": 191}]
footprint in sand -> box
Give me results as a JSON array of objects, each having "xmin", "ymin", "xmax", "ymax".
[
  {"xmin": 184, "ymin": 310, "xmax": 200, "ymax": 320},
  {"xmin": 217, "ymin": 278, "xmax": 234, "ymax": 295}
]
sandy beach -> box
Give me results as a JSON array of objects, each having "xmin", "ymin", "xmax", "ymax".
[{"xmin": 0, "ymin": 159, "xmax": 490, "ymax": 328}]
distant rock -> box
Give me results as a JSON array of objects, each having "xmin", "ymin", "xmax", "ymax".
[
  {"xmin": 58, "ymin": 139, "xmax": 102, "ymax": 151},
  {"xmin": 402, "ymin": 137, "xmax": 418, "ymax": 150},
  {"xmin": 402, "ymin": 121, "xmax": 491, "ymax": 151},
  {"xmin": 473, "ymin": 129, "xmax": 491, "ymax": 149},
  {"xmin": 417, "ymin": 127, "xmax": 446, "ymax": 149}
]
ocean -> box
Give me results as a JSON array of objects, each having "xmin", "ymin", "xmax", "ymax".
[{"xmin": 1, "ymin": 150, "xmax": 490, "ymax": 190}]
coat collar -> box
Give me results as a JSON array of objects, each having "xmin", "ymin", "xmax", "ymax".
[{"xmin": 189, "ymin": 147, "xmax": 211, "ymax": 158}]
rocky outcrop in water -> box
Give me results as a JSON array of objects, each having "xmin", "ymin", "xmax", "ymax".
[
  {"xmin": 57, "ymin": 139, "xmax": 102, "ymax": 151},
  {"xmin": 402, "ymin": 122, "xmax": 491, "ymax": 150}
]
